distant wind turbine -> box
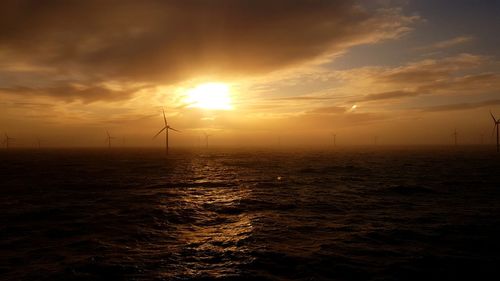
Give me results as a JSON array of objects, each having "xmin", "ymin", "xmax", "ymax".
[
  {"xmin": 153, "ymin": 108, "xmax": 180, "ymax": 155},
  {"xmin": 332, "ymin": 133, "xmax": 336, "ymax": 146},
  {"xmin": 203, "ymin": 132, "xmax": 211, "ymax": 149},
  {"xmin": 105, "ymin": 130, "xmax": 115, "ymax": 149},
  {"xmin": 2, "ymin": 133, "xmax": 14, "ymax": 149},
  {"xmin": 490, "ymin": 111, "xmax": 500, "ymax": 152},
  {"xmin": 452, "ymin": 129, "xmax": 458, "ymax": 146}
]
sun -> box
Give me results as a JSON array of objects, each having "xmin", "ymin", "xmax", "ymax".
[{"xmin": 184, "ymin": 82, "xmax": 233, "ymax": 110}]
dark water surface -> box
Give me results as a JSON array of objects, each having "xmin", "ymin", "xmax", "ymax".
[{"xmin": 1, "ymin": 147, "xmax": 499, "ymax": 280}]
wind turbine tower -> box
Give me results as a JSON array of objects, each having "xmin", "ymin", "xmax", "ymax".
[
  {"xmin": 105, "ymin": 130, "xmax": 115, "ymax": 149},
  {"xmin": 2, "ymin": 133, "xmax": 14, "ymax": 149},
  {"xmin": 153, "ymin": 108, "xmax": 180, "ymax": 155},
  {"xmin": 490, "ymin": 111, "xmax": 500, "ymax": 152},
  {"xmin": 204, "ymin": 132, "xmax": 211, "ymax": 149}
]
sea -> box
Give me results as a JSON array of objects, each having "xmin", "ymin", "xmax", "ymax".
[{"xmin": 1, "ymin": 147, "xmax": 499, "ymax": 281}]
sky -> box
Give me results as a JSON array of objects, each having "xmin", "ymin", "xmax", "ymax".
[{"xmin": 1, "ymin": 0, "xmax": 499, "ymax": 147}]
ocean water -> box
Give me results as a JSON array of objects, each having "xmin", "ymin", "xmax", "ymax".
[{"xmin": 1, "ymin": 147, "xmax": 499, "ymax": 281}]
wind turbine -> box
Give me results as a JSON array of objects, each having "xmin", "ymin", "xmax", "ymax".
[
  {"xmin": 203, "ymin": 132, "xmax": 211, "ymax": 149},
  {"xmin": 153, "ymin": 108, "xmax": 180, "ymax": 155},
  {"xmin": 2, "ymin": 133, "xmax": 14, "ymax": 149},
  {"xmin": 105, "ymin": 130, "xmax": 115, "ymax": 149},
  {"xmin": 490, "ymin": 111, "xmax": 500, "ymax": 152},
  {"xmin": 332, "ymin": 133, "xmax": 336, "ymax": 146},
  {"xmin": 452, "ymin": 129, "xmax": 458, "ymax": 146}
]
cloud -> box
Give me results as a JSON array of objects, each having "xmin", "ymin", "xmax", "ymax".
[
  {"xmin": 0, "ymin": 101, "xmax": 55, "ymax": 108},
  {"xmin": 307, "ymin": 106, "xmax": 348, "ymax": 114},
  {"xmin": 0, "ymin": 0, "xmax": 417, "ymax": 102},
  {"xmin": 241, "ymin": 53, "xmax": 497, "ymax": 114},
  {"xmin": 269, "ymin": 96, "xmax": 338, "ymax": 101},
  {"xmin": 0, "ymin": 84, "xmax": 139, "ymax": 103},
  {"xmin": 356, "ymin": 90, "xmax": 419, "ymax": 102},
  {"xmin": 420, "ymin": 99, "xmax": 500, "ymax": 112},
  {"xmin": 377, "ymin": 53, "xmax": 485, "ymax": 85},
  {"xmin": 414, "ymin": 36, "xmax": 474, "ymax": 52},
  {"xmin": 345, "ymin": 54, "xmax": 493, "ymax": 102},
  {"xmin": 417, "ymin": 72, "xmax": 500, "ymax": 94}
]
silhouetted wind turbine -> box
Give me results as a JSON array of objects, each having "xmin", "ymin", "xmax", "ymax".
[
  {"xmin": 105, "ymin": 130, "xmax": 115, "ymax": 149},
  {"xmin": 203, "ymin": 132, "xmax": 211, "ymax": 149},
  {"xmin": 332, "ymin": 133, "xmax": 336, "ymax": 146},
  {"xmin": 490, "ymin": 111, "xmax": 500, "ymax": 152},
  {"xmin": 2, "ymin": 133, "xmax": 14, "ymax": 149},
  {"xmin": 452, "ymin": 129, "xmax": 458, "ymax": 146},
  {"xmin": 153, "ymin": 108, "xmax": 180, "ymax": 155}
]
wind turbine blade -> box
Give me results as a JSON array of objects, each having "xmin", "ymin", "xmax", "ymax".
[
  {"xmin": 162, "ymin": 108, "xmax": 167, "ymax": 126},
  {"xmin": 490, "ymin": 111, "xmax": 497, "ymax": 123},
  {"xmin": 153, "ymin": 127, "xmax": 166, "ymax": 139},
  {"xmin": 168, "ymin": 126, "xmax": 181, "ymax": 133}
]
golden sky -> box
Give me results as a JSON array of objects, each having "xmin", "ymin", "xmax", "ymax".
[{"xmin": 1, "ymin": 0, "xmax": 499, "ymax": 147}]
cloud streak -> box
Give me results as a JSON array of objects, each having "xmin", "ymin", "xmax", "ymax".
[
  {"xmin": 420, "ymin": 99, "xmax": 500, "ymax": 112},
  {"xmin": 414, "ymin": 36, "xmax": 474, "ymax": 52},
  {"xmin": 0, "ymin": 85, "xmax": 139, "ymax": 103}
]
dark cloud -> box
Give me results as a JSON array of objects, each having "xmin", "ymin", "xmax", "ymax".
[
  {"xmin": 0, "ymin": 85, "xmax": 138, "ymax": 103},
  {"xmin": 0, "ymin": 0, "xmax": 414, "ymax": 96}
]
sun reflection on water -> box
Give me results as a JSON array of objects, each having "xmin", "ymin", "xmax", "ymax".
[{"xmin": 158, "ymin": 158, "xmax": 255, "ymax": 278}]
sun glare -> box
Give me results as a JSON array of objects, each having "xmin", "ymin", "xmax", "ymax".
[{"xmin": 185, "ymin": 83, "xmax": 233, "ymax": 110}]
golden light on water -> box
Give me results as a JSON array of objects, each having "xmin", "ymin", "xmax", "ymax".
[{"xmin": 184, "ymin": 83, "xmax": 233, "ymax": 110}]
